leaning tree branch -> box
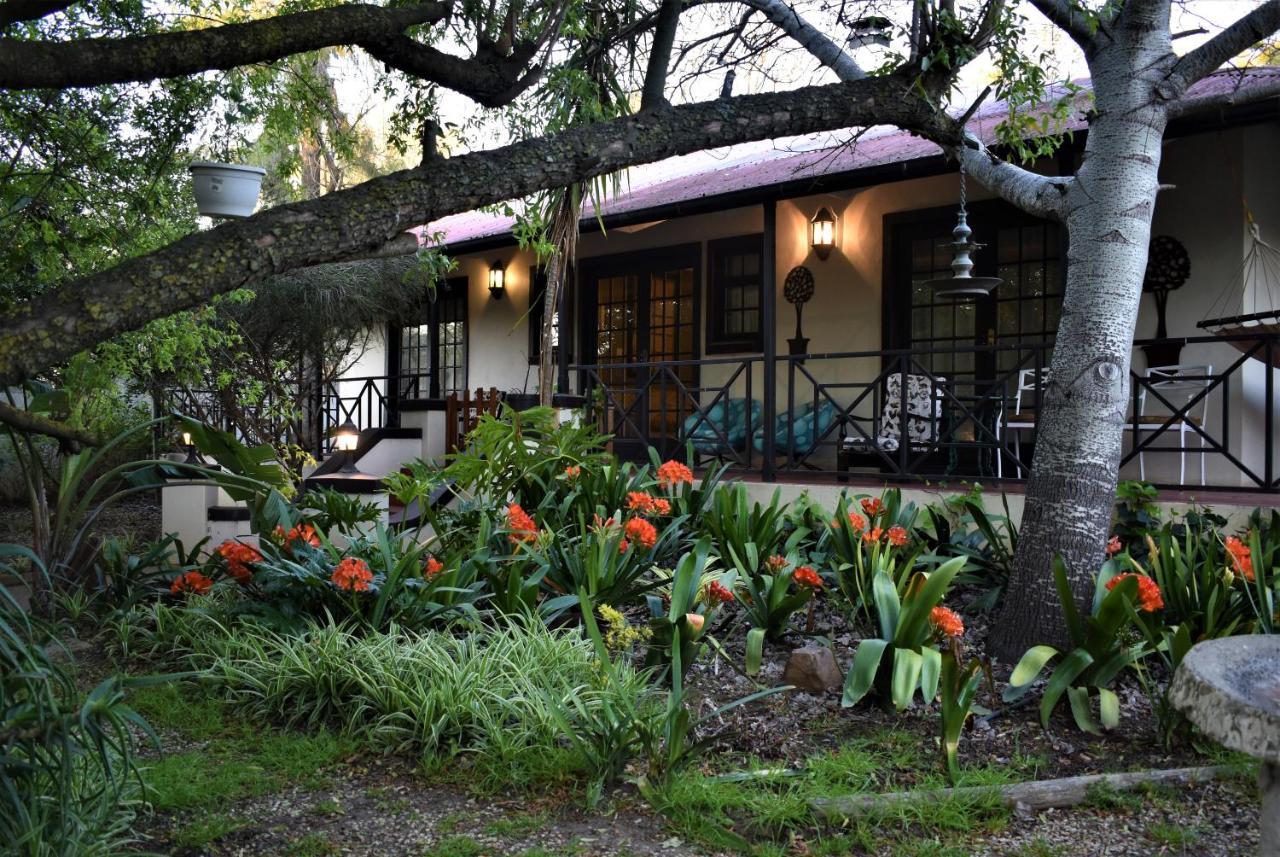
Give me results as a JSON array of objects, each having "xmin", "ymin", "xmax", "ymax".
[
  {"xmin": 1169, "ymin": 0, "xmax": 1280, "ymax": 93},
  {"xmin": 0, "ymin": 2, "xmax": 544, "ymax": 107},
  {"xmin": 0, "ymin": 0, "xmax": 75, "ymax": 27},
  {"xmin": 0, "ymin": 73, "xmax": 954, "ymax": 386},
  {"xmin": 1025, "ymin": 0, "xmax": 1100, "ymax": 51},
  {"xmin": 0, "ymin": 401, "xmax": 99, "ymax": 448},
  {"xmin": 641, "ymin": 0, "xmax": 684, "ymax": 109},
  {"xmin": 737, "ymin": 0, "xmax": 864, "ymax": 81},
  {"xmin": 953, "ymin": 132, "xmax": 1071, "ymax": 222}
]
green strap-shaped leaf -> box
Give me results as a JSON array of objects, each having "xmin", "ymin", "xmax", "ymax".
[
  {"xmin": 1040, "ymin": 648, "xmax": 1095, "ymax": 729},
  {"xmin": 745, "ymin": 627, "xmax": 766, "ymax": 676},
  {"xmin": 891, "ymin": 647, "xmax": 924, "ymax": 711},
  {"xmin": 894, "ymin": 557, "xmax": 965, "ymax": 645},
  {"xmin": 842, "ymin": 638, "xmax": 889, "ymax": 708},
  {"xmin": 1067, "ymin": 686, "xmax": 1102, "ymax": 735},
  {"xmin": 872, "ymin": 571, "xmax": 900, "ymax": 641},
  {"xmin": 1052, "ymin": 558, "xmax": 1085, "ymax": 646},
  {"xmin": 920, "ymin": 645, "xmax": 942, "ymax": 704},
  {"xmin": 1003, "ymin": 645, "xmax": 1060, "ymax": 702},
  {"xmin": 1097, "ymin": 687, "xmax": 1120, "ymax": 731}
]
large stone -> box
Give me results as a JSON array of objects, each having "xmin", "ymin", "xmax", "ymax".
[
  {"xmin": 782, "ymin": 645, "xmax": 843, "ymax": 693},
  {"xmin": 1170, "ymin": 635, "xmax": 1280, "ymax": 856}
]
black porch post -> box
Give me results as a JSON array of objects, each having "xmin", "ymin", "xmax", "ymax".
[{"xmin": 762, "ymin": 200, "xmax": 777, "ymax": 482}]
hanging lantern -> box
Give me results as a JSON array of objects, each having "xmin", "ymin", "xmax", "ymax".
[
  {"xmin": 810, "ymin": 207, "xmax": 836, "ymax": 261},
  {"xmin": 926, "ymin": 165, "xmax": 1001, "ymax": 300}
]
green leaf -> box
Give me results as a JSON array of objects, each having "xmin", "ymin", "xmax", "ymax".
[
  {"xmin": 1004, "ymin": 645, "xmax": 1059, "ymax": 701},
  {"xmin": 1097, "ymin": 687, "xmax": 1120, "ymax": 730},
  {"xmin": 891, "ymin": 647, "xmax": 924, "ymax": 711},
  {"xmin": 1052, "ymin": 558, "xmax": 1085, "ymax": 646},
  {"xmin": 920, "ymin": 645, "xmax": 942, "ymax": 703},
  {"xmin": 1067, "ymin": 686, "xmax": 1101, "ymax": 735},
  {"xmin": 872, "ymin": 571, "xmax": 900, "ymax": 640},
  {"xmin": 1040, "ymin": 649, "xmax": 1094, "ymax": 729},
  {"xmin": 745, "ymin": 627, "xmax": 765, "ymax": 676},
  {"xmin": 842, "ymin": 639, "xmax": 889, "ymax": 708}
]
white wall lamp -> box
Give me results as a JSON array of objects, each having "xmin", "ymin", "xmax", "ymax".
[
  {"xmin": 488, "ymin": 260, "xmax": 506, "ymax": 300},
  {"xmin": 810, "ymin": 207, "xmax": 837, "ymax": 261}
]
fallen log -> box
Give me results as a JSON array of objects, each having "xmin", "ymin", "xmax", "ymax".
[{"xmin": 811, "ymin": 764, "xmax": 1240, "ymax": 819}]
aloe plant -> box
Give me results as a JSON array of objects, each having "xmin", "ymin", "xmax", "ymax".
[
  {"xmin": 841, "ymin": 556, "xmax": 966, "ymax": 711},
  {"xmin": 1003, "ymin": 559, "xmax": 1149, "ymax": 734}
]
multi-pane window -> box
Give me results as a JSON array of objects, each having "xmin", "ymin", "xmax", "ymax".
[
  {"xmin": 909, "ymin": 235, "xmax": 979, "ymax": 381},
  {"xmin": 394, "ymin": 276, "xmax": 468, "ymax": 399},
  {"xmin": 993, "ymin": 223, "xmax": 1064, "ymax": 375},
  {"xmin": 707, "ymin": 235, "xmax": 763, "ymax": 353}
]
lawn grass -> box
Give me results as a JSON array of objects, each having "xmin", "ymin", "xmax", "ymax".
[{"xmin": 128, "ymin": 680, "xmax": 354, "ymax": 812}]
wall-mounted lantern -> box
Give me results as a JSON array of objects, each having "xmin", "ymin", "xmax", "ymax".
[
  {"xmin": 810, "ymin": 207, "xmax": 836, "ymax": 261},
  {"xmin": 488, "ymin": 261, "xmax": 506, "ymax": 300}
]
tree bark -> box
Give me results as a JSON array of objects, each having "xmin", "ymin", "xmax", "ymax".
[
  {"xmin": 0, "ymin": 72, "xmax": 952, "ymax": 387},
  {"xmin": 988, "ymin": 7, "xmax": 1174, "ymax": 660},
  {"xmin": 538, "ymin": 189, "xmax": 581, "ymax": 407}
]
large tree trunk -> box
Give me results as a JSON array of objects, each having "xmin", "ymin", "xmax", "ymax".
[{"xmin": 989, "ymin": 20, "xmax": 1172, "ymax": 660}]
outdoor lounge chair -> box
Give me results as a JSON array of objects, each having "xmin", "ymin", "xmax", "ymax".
[
  {"xmin": 752, "ymin": 399, "xmax": 840, "ymax": 458},
  {"xmin": 680, "ymin": 397, "xmax": 761, "ymax": 458},
  {"xmin": 838, "ymin": 372, "xmax": 946, "ymax": 471}
]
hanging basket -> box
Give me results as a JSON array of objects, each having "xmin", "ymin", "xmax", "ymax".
[{"xmin": 189, "ymin": 162, "xmax": 266, "ymax": 219}]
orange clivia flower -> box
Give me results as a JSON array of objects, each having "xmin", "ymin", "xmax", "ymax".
[
  {"xmin": 862, "ymin": 526, "xmax": 884, "ymax": 544},
  {"xmin": 171, "ymin": 570, "xmax": 213, "ymax": 596},
  {"xmin": 765, "ymin": 554, "xmax": 789, "ymax": 574},
  {"xmin": 652, "ymin": 498, "xmax": 671, "ymax": 516},
  {"xmin": 216, "ymin": 540, "xmax": 262, "ymax": 585},
  {"xmin": 624, "ymin": 517, "xmax": 658, "ymax": 550},
  {"xmin": 834, "ymin": 512, "xmax": 867, "ymax": 532},
  {"xmin": 930, "ymin": 605, "xmax": 965, "ymax": 638},
  {"xmin": 564, "ymin": 465, "xmax": 581, "ymax": 479},
  {"xmin": 1225, "ymin": 536, "xmax": 1255, "ymax": 582},
  {"xmin": 887, "ymin": 525, "xmax": 909, "ymax": 547},
  {"xmin": 332, "ymin": 557, "xmax": 373, "ymax": 592},
  {"xmin": 656, "ymin": 460, "xmax": 694, "ymax": 489},
  {"xmin": 506, "ymin": 503, "xmax": 538, "ymax": 545},
  {"xmin": 627, "ymin": 491, "xmax": 658, "ymax": 514},
  {"xmin": 793, "ymin": 566, "xmax": 823, "ymax": 589},
  {"xmin": 424, "ymin": 555, "xmax": 444, "ymax": 579},
  {"xmin": 685, "ymin": 612, "xmax": 705, "ymax": 633},
  {"xmin": 1106, "ymin": 535, "xmax": 1123, "ymax": 556},
  {"xmin": 861, "ymin": 497, "xmax": 884, "ymax": 518},
  {"xmin": 706, "ymin": 580, "xmax": 735, "ymax": 605},
  {"xmin": 1105, "ymin": 572, "xmax": 1165, "ymax": 612}
]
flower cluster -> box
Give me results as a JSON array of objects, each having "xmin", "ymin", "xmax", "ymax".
[
  {"xmin": 793, "ymin": 566, "xmax": 823, "ymax": 589},
  {"xmin": 704, "ymin": 580, "xmax": 735, "ymax": 605},
  {"xmin": 599, "ymin": 603, "xmax": 650, "ymax": 651},
  {"xmin": 332, "ymin": 557, "xmax": 373, "ymax": 592},
  {"xmin": 564, "ymin": 465, "xmax": 581, "ymax": 480},
  {"xmin": 216, "ymin": 540, "xmax": 262, "ymax": 585},
  {"xmin": 621, "ymin": 516, "xmax": 658, "ymax": 551},
  {"xmin": 276, "ymin": 523, "xmax": 320, "ymax": 553},
  {"xmin": 626, "ymin": 491, "xmax": 670, "ymax": 516},
  {"xmin": 424, "ymin": 555, "xmax": 444, "ymax": 579},
  {"xmin": 929, "ymin": 605, "xmax": 965, "ymax": 638},
  {"xmin": 171, "ymin": 570, "xmax": 213, "ymax": 596},
  {"xmin": 765, "ymin": 554, "xmax": 789, "ymax": 574},
  {"xmin": 506, "ymin": 503, "xmax": 538, "ymax": 546},
  {"xmin": 1105, "ymin": 572, "xmax": 1165, "ymax": 612},
  {"xmin": 861, "ymin": 497, "xmax": 884, "ymax": 518},
  {"xmin": 1225, "ymin": 536, "xmax": 1255, "ymax": 582},
  {"xmin": 656, "ymin": 459, "xmax": 693, "ymax": 489},
  {"xmin": 1106, "ymin": 535, "xmax": 1124, "ymax": 556}
]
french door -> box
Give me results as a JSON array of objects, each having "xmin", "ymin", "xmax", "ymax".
[{"xmin": 583, "ymin": 244, "xmax": 701, "ymax": 460}]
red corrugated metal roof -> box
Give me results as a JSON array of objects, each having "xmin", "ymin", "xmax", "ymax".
[{"xmin": 423, "ymin": 69, "xmax": 1279, "ymax": 248}]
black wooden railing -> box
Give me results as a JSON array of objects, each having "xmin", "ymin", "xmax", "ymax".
[{"xmin": 576, "ymin": 332, "xmax": 1280, "ymax": 493}]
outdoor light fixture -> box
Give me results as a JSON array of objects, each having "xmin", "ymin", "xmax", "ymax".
[
  {"xmin": 488, "ymin": 261, "xmax": 506, "ymax": 300},
  {"xmin": 180, "ymin": 430, "xmax": 201, "ymax": 465},
  {"xmin": 333, "ymin": 418, "xmax": 360, "ymax": 473},
  {"xmin": 810, "ymin": 207, "xmax": 836, "ymax": 261},
  {"xmin": 926, "ymin": 164, "xmax": 1001, "ymax": 301}
]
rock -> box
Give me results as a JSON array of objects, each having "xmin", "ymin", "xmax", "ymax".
[{"xmin": 781, "ymin": 645, "xmax": 843, "ymax": 693}]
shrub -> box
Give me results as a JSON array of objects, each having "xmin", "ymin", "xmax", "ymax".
[
  {"xmin": 921, "ymin": 490, "xmax": 1018, "ymax": 612},
  {"xmin": 825, "ymin": 491, "xmax": 923, "ymax": 629}
]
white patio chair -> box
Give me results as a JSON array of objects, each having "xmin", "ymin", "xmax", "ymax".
[
  {"xmin": 996, "ymin": 367, "xmax": 1050, "ymax": 479},
  {"xmin": 1135, "ymin": 364, "xmax": 1214, "ymax": 486}
]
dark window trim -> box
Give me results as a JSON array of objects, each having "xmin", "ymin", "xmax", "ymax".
[
  {"xmin": 387, "ymin": 275, "xmax": 469, "ymax": 402},
  {"xmin": 527, "ymin": 264, "xmax": 574, "ymax": 366},
  {"xmin": 705, "ymin": 233, "xmax": 765, "ymax": 354}
]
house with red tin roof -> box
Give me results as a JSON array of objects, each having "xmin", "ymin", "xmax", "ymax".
[{"xmin": 317, "ymin": 68, "xmax": 1280, "ymax": 502}]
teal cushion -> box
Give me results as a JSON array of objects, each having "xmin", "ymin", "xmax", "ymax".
[
  {"xmin": 753, "ymin": 400, "xmax": 838, "ymax": 455},
  {"xmin": 683, "ymin": 398, "xmax": 761, "ymax": 452}
]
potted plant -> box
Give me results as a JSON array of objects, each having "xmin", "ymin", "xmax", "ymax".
[{"xmin": 189, "ymin": 161, "xmax": 267, "ymax": 219}]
